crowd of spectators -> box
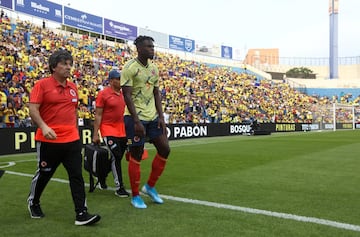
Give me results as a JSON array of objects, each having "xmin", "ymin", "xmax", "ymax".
[{"xmin": 0, "ymin": 11, "xmax": 359, "ymax": 128}]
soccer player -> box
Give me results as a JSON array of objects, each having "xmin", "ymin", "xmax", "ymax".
[
  {"xmin": 121, "ymin": 35, "xmax": 170, "ymax": 209},
  {"xmin": 92, "ymin": 69, "xmax": 129, "ymax": 197},
  {"xmin": 27, "ymin": 49, "xmax": 101, "ymax": 225}
]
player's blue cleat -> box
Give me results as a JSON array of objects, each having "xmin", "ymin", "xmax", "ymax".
[
  {"xmin": 142, "ymin": 184, "xmax": 164, "ymax": 204},
  {"xmin": 131, "ymin": 195, "xmax": 147, "ymax": 209}
]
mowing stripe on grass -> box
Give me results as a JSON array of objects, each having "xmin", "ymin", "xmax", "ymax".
[{"xmin": 4, "ymin": 170, "xmax": 360, "ymax": 232}]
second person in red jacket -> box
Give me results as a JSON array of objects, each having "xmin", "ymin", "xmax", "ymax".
[{"xmin": 92, "ymin": 69, "xmax": 129, "ymax": 197}]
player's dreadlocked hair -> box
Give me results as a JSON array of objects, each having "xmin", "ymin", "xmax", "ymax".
[{"xmin": 134, "ymin": 35, "xmax": 154, "ymax": 47}]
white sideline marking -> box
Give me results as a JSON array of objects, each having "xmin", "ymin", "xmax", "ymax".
[
  {"xmin": 3, "ymin": 170, "xmax": 360, "ymax": 232},
  {"xmin": 162, "ymin": 195, "xmax": 360, "ymax": 232}
]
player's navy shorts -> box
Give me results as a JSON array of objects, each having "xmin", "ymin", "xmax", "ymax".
[{"xmin": 124, "ymin": 115, "xmax": 163, "ymax": 147}]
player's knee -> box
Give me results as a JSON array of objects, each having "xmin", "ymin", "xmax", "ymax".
[
  {"xmin": 159, "ymin": 146, "xmax": 170, "ymax": 159},
  {"xmin": 131, "ymin": 150, "xmax": 143, "ymax": 161}
]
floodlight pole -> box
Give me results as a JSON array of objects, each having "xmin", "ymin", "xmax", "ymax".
[{"xmin": 329, "ymin": 0, "xmax": 339, "ymax": 79}]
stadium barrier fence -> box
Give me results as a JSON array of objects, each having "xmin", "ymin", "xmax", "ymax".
[{"xmin": 1, "ymin": 122, "xmax": 359, "ymax": 156}]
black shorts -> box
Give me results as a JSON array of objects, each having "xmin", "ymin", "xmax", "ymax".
[{"xmin": 124, "ymin": 115, "xmax": 163, "ymax": 147}]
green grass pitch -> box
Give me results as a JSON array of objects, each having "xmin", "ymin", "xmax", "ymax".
[{"xmin": 1, "ymin": 130, "xmax": 360, "ymax": 237}]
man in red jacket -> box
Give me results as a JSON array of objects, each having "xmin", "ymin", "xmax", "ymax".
[
  {"xmin": 92, "ymin": 69, "xmax": 129, "ymax": 197},
  {"xmin": 27, "ymin": 49, "xmax": 100, "ymax": 226}
]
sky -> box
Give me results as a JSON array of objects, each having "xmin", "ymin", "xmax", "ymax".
[{"xmin": 53, "ymin": 0, "xmax": 360, "ymax": 58}]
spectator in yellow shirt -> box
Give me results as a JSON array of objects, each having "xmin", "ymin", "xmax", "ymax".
[{"xmin": 3, "ymin": 102, "xmax": 17, "ymax": 128}]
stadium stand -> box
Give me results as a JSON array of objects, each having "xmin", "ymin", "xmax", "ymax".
[{"xmin": 0, "ymin": 12, "xmax": 359, "ymax": 129}]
